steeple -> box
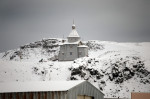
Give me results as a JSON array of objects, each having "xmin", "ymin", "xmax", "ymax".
[
  {"xmin": 73, "ymin": 19, "xmax": 74, "ymax": 24},
  {"xmin": 72, "ymin": 19, "xmax": 76, "ymax": 30},
  {"xmin": 67, "ymin": 20, "xmax": 80, "ymax": 42},
  {"xmin": 68, "ymin": 20, "xmax": 80, "ymax": 38}
]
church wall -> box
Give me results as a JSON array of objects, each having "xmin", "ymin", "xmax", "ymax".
[
  {"xmin": 58, "ymin": 45, "xmax": 65, "ymax": 61},
  {"xmin": 78, "ymin": 47, "xmax": 88, "ymax": 58},
  {"xmin": 84, "ymin": 47, "xmax": 88, "ymax": 56},
  {"xmin": 67, "ymin": 37, "xmax": 80, "ymax": 43},
  {"xmin": 58, "ymin": 44, "xmax": 78, "ymax": 61},
  {"xmin": 65, "ymin": 44, "xmax": 78, "ymax": 61}
]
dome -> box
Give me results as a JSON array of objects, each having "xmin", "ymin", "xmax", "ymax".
[
  {"xmin": 72, "ymin": 24, "xmax": 76, "ymax": 29},
  {"xmin": 68, "ymin": 29, "xmax": 80, "ymax": 37},
  {"xmin": 68, "ymin": 23, "xmax": 80, "ymax": 37}
]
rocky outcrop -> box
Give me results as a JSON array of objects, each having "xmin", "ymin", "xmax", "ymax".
[
  {"xmin": 86, "ymin": 40, "xmax": 104, "ymax": 51},
  {"xmin": 1, "ymin": 38, "xmax": 63, "ymax": 61}
]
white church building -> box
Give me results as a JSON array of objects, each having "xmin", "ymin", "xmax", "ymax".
[{"xmin": 58, "ymin": 22, "xmax": 88, "ymax": 61}]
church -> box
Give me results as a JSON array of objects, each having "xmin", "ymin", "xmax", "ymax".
[{"xmin": 58, "ymin": 22, "xmax": 88, "ymax": 61}]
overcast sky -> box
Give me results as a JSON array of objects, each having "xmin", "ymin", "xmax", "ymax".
[{"xmin": 0, "ymin": 0, "xmax": 150, "ymax": 52}]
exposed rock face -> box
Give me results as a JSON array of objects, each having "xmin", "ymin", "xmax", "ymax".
[
  {"xmin": 69, "ymin": 56, "xmax": 150, "ymax": 98},
  {"xmin": 86, "ymin": 40, "xmax": 104, "ymax": 51},
  {"xmin": 1, "ymin": 38, "xmax": 63, "ymax": 61},
  {"xmin": 106, "ymin": 57, "xmax": 150, "ymax": 84},
  {"xmin": 20, "ymin": 39, "xmax": 61, "ymax": 49}
]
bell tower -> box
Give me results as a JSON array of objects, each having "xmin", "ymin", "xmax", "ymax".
[{"xmin": 67, "ymin": 20, "xmax": 80, "ymax": 42}]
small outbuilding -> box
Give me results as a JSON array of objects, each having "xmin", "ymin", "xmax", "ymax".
[
  {"xmin": 0, "ymin": 80, "xmax": 104, "ymax": 99},
  {"xmin": 131, "ymin": 92, "xmax": 150, "ymax": 99}
]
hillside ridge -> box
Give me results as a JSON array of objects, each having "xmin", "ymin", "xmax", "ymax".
[{"xmin": 0, "ymin": 38, "xmax": 150, "ymax": 98}]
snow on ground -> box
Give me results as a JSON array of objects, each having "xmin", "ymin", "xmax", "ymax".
[
  {"xmin": 0, "ymin": 60, "xmax": 39, "ymax": 82},
  {"xmin": 0, "ymin": 59, "xmax": 72, "ymax": 82},
  {"xmin": 0, "ymin": 39, "xmax": 150, "ymax": 98},
  {"xmin": 0, "ymin": 38, "xmax": 62, "ymax": 62}
]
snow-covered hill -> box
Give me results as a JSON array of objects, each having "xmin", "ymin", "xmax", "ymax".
[
  {"xmin": 0, "ymin": 38, "xmax": 150, "ymax": 98},
  {"xmin": 0, "ymin": 38, "xmax": 64, "ymax": 62}
]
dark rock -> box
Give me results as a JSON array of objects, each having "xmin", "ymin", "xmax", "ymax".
[
  {"xmin": 133, "ymin": 65, "xmax": 137, "ymax": 68},
  {"xmin": 115, "ymin": 77, "xmax": 124, "ymax": 84},
  {"xmin": 89, "ymin": 69, "xmax": 99, "ymax": 75},
  {"xmin": 100, "ymin": 80, "xmax": 105, "ymax": 84},
  {"xmin": 71, "ymin": 68, "xmax": 82, "ymax": 76},
  {"xmin": 70, "ymin": 76, "xmax": 78, "ymax": 80}
]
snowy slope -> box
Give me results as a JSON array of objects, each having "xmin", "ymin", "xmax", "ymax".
[
  {"xmin": 0, "ymin": 38, "xmax": 64, "ymax": 62},
  {"xmin": 0, "ymin": 39, "xmax": 150, "ymax": 98}
]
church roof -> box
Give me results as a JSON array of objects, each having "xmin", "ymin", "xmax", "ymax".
[
  {"xmin": 68, "ymin": 23, "xmax": 80, "ymax": 38},
  {"xmin": 68, "ymin": 30, "xmax": 80, "ymax": 37}
]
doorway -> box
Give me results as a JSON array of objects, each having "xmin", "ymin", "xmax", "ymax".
[{"xmin": 77, "ymin": 95, "xmax": 93, "ymax": 99}]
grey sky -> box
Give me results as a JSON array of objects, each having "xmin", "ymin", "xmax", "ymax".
[{"xmin": 0, "ymin": 0, "xmax": 150, "ymax": 52}]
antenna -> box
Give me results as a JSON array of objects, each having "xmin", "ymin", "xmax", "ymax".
[{"xmin": 73, "ymin": 18, "xmax": 74, "ymax": 24}]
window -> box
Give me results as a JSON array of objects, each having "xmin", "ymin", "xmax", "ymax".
[
  {"xmin": 70, "ymin": 52, "xmax": 73, "ymax": 55},
  {"xmin": 62, "ymin": 52, "xmax": 64, "ymax": 55},
  {"xmin": 70, "ymin": 45, "xmax": 73, "ymax": 48}
]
